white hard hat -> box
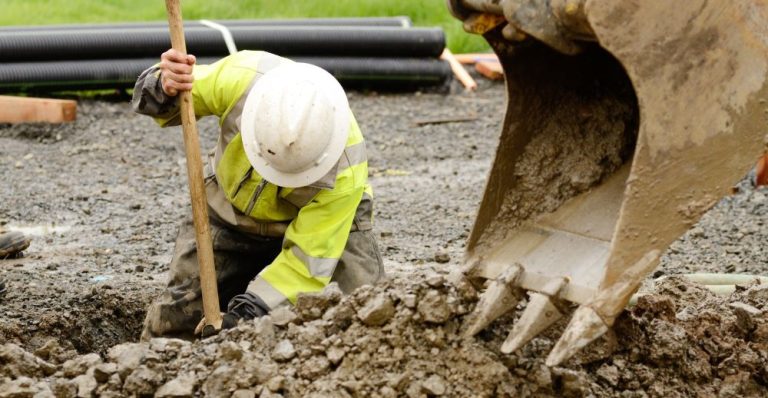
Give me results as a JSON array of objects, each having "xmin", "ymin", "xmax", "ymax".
[{"xmin": 240, "ymin": 62, "xmax": 350, "ymax": 188}]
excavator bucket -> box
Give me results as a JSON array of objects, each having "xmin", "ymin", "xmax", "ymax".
[{"xmin": 448, "ymin": 0, "xmax": 768, "ymax": 365}]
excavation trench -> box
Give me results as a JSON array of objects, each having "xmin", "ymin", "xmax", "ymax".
[{"xmin": 0, "ymin": 279, "xmax": 149, "ymax": 355}]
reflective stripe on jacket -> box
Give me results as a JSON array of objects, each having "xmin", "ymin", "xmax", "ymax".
[{"xmin": 144, "ymin": 51, "xmax": 373, "ymax": 309}]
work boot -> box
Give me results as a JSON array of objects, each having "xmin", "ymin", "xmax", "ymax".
[{"xmin": 0, "ymin": 231, "xmax": 31, "ymax": 259}]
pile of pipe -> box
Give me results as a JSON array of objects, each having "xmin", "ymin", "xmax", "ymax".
[{"xmin": 0, "ymin": 17, "xmax": 451, "ymax": 93}]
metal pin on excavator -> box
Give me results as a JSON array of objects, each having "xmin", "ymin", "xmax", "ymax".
[{"xmin": 448, "ymin": 0, "xmax": 768, "ymax": 366}]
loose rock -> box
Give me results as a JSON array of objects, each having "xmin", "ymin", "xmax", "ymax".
[
  {"xmin": 421, "ymin": 374, "xmax": 446, "ymax": 396},
  {"xmin": 295, "ymin": 284, "xmax": 342, "ymax": 321},
  {"xmin": 107, "ymin": 343, "xmax": 148, "ymax": 378},
  {"xmin": 326, "ymin": 346, "xmax": 345, "ymax": 365},
  {"xmin": 155, "ymin": 374, "xmax": 195, "ymax": 398},
  {"xmin": 298, "ymin": 355, "xmax": 331, "ymax": 379},
  {"xmin": 596, "ymin": 364, "xmax": 620, "ymax": 387},
  {"xmin": 270, "ymin": 307, "xmax": 298, "ymax": 327},
  {"xmin": 122, "ymin": 366, "xmax": 163, "ymax": 396},
  {"xmin": 730, "ymin": 301, "xmax": 762, "ymax": 332},
  {"xmin": 92, "ymin": 363, "xmax": 117, "ymax": 384},
  {"xmin": 0, "ymin": 377, "xmax": 37, "ymax": 398},
  {"xmin": 417, "ymin": 290, "xmax": 452, "ymax": 324},
  {"xmin": 219, "ymin": 341, "xmax": 244, "ymax": 361},
  {"xmin": 50, "ymin": 379, "xmax": 77, "ymax": 398},
  {"xmin": 271, "ymin": 340, "xmax": 296, "ymax": 362},
  {"xmin": 425, "ymin": 273, "xmax": 445, "ymax": 288},
  {"xmin": 433, "ymin": 252, "xmax": 450, "ymax": 264},
  {"xmin": 232, "ymin": 390, "xmax": 256, "ymax": 398},
  {"xmin": 356, "ymin": 293, "xmax": 395, "ymax": 326},
  {"xmin": 72, "ymin": 374, "xmax": 97, "ymax": 398},
  {"xmin": 0, "ymin": 344, "xmax": 56, "ymax": 378},
  {"xmin": 62, "ymin": 353, "xmax": 101, "ymax": 378},
  {"xmin": 266, "ymin": 376, "xmax": 284, "ymax": 392}
]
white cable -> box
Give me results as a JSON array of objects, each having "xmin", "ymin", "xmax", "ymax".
[
  {"xmin": 199, "ymin": 19, "xmax": 238, "ymax": 55},
  {"xmin": 657, "ymin": 273, "xmax": 768, "ymax": 286},
  {"xmin": 630, "ymin": 284, "xmax": 736, "ymax": 306},
  {"xmin": 628, "ymin": 273, "xmax": 768, "ymax": 306}
]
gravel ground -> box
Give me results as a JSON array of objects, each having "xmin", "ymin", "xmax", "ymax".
[
  {"xmin": 1, "ymin": 78, "xmax": 767, "ymax": 397},
  {"xmin": 0, "ymin": 79, "xmax": 504, "ymax": 352}
]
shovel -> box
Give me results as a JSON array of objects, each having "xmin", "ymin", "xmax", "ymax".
[{"xmin": 164, "ymin": 0, "xmax": 222, "ymax": 335}]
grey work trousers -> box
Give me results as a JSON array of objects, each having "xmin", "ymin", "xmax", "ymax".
[{"xmin": 141, "ymin": 198, "xmax": 385, "ymax": 341}]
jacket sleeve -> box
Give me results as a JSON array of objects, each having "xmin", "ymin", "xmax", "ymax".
[
  {"xmin": 131, "ymin": 55, "xmax": 246, "ymax": 126},
  {"xmin": 131, "ymin": 66, "xmax": 180, "ymax": 121},
  {"xmin": 245, "ymin": 186, "xmax": 365, "ymax": 308}
]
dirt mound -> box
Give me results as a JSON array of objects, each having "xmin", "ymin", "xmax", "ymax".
[{"xmin": 3, "ymin": 275, "xmax": 768, "ymax": 397}]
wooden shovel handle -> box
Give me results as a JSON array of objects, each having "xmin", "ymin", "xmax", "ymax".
[{"xmin": 165, "ymin": 0, "xmax": 222, "ymax": 331}]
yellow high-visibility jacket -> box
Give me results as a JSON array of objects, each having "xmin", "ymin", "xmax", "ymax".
[{"xmin": 147, "ymin": 51, "xmax": 373, "ymax": 310}]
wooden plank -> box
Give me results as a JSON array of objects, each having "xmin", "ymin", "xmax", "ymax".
[
  {"xmin": 440, "ymin": 48, "xmax": 478, "ymax": 91},
  {"xmin": 757, "ymin": 153, "xmax": 768, "ymax": 186},
  {"xmin": 475, "ymin": 60, "xmax": 504, "ymax": 80},
  {"xmin": 0, "ymin": 96, "xmax": 77, "ymax": 124}
]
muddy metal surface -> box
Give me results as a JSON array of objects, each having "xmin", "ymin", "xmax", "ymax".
[{"xmin": 1, "ymin": 79, "xmax": 767, "ymax": 396}]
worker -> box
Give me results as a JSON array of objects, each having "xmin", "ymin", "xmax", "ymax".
[{"xmin": 133, "ymin": 49, "xmax": 384, "ymax": 340}]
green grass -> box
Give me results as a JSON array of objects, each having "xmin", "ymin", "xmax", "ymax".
[{"xmin": 0, "ymin": 0, "xmax": 490, "ymax": 53}]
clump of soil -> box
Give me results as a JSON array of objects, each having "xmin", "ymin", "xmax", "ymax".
[{"xmin": 3, "ymin": 275, "xmax": 768, "ymax": 397}]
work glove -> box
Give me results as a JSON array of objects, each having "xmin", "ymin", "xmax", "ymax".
[
  {"xmin": 227, "ymin": 291, "xmax": 270, "ymax": 320},
  {"xmin": 194, "ymin": 292, "xmax": 269, "ymax": 337}
]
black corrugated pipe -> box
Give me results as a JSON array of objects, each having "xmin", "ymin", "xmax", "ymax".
[
  {"xmin": 0, "ymin": 56, "xmax": 451, "ymax": 93},
  {"xmin": 0, "ymin": 27, "xmax": 445, "ymax": 62},
  {"xmin": 0, "ymin": 17, "xmax": 413, "ymax": 32},
  {"xmin": 297, "ymin": 57, "xmax": 451, "ymax": 87}
]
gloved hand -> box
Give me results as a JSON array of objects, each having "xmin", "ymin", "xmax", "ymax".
[
  {"xmin": 226, "ymin": 291, "xmax": 270, "ymax": 320},
  {"xmin": 194, "ymin": 292, "xmax": 269, "ymax": 337}
]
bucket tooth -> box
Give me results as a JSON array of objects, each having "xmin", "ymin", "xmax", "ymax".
[
  {"xmin": 501, "ymin": 277, "xmax": 568, "ymax": 354},
  {"xmin": 546, "ymin": 251, "xmax": 660, "ymax": 366},
  {"xmin": 501, "ymin": 292, "xmax": 563, "ymax": 354},
  {"xmin": 501, "ymin": 292, "xmax": 566, "ymax": 354},
  {"xmin": 545, "ymin": 305, "xmax": 608, "ymax": 366},
  {"xmin": 463, "ymin": 264, "xmax": 523, "ymax": 337}
]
